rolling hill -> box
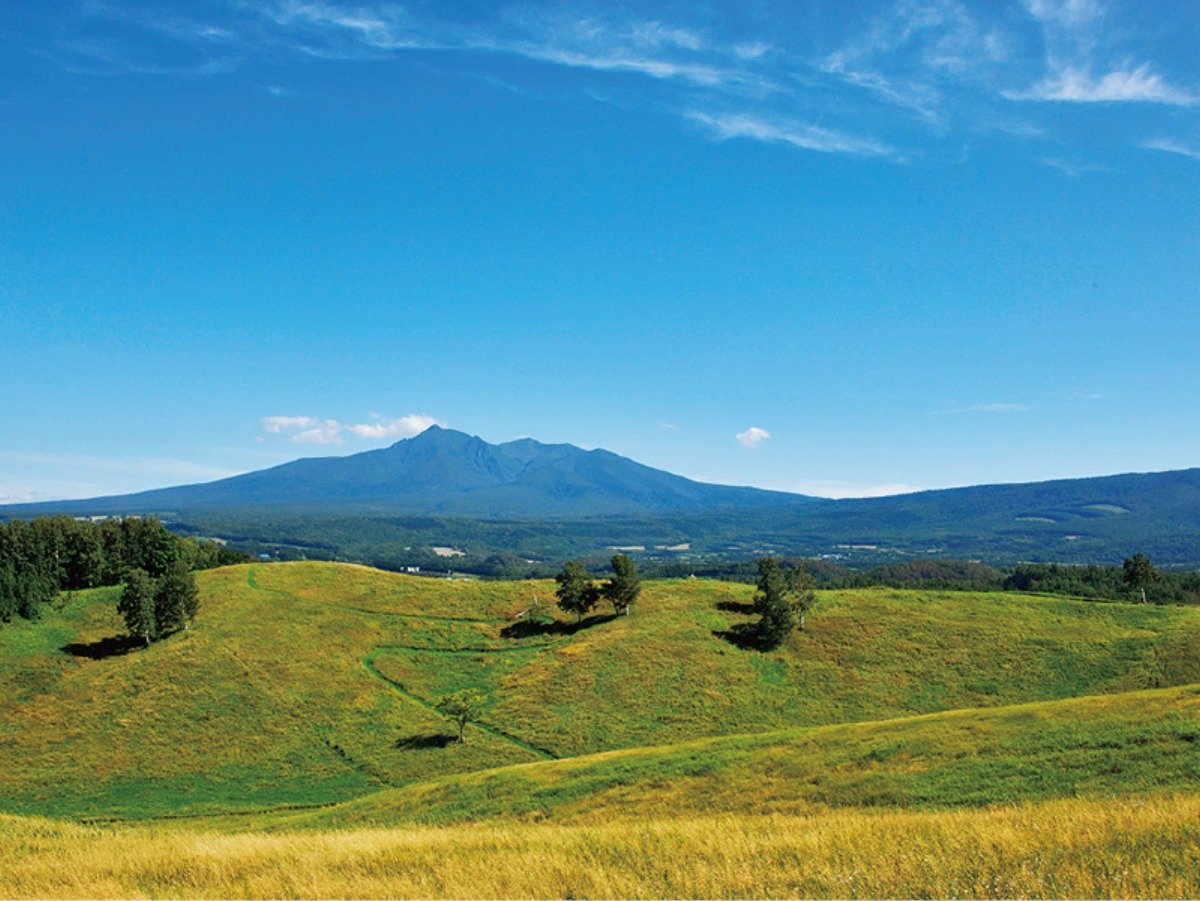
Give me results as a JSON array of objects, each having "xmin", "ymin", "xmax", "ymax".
[
  {"xmin": 3, "ymin": 561, "xmax": 1199, "ymax": 897},
  {"xmin": 3, "ymin": 562, "xmax": 1198, "ymax": 820}
]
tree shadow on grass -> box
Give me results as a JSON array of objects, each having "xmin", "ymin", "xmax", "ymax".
[
  {"xmin": 500, "ymin": 613, "xmax": 617, "ymax": 640},
  {"xmin": 394, "ymin": 733, "xmax": 456, "ymax": 751},
  {"xmin": 716, "ymin": 600, "xmax": 756, "ymax": 615},
  {"xmin": 61, "ymin": 635, "xmax": 142, "ymax": 660},
  {"xmin": 712, "ymin": 622, "xmax": 774, "ymax": 652}
]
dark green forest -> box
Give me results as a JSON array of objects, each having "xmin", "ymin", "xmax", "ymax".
[{"xmin": 0, "ymin": 515, "xmax": 249, "ymax": 627}]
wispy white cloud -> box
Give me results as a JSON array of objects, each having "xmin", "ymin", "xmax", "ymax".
[
  {"xmin": 486, "ymin": 12, "xmax": 767, "ymax": 91},
  {"xmin": 1011, "ymin": 0, "xmax": 1196, "ymax": 106},
  {"xmin": 936, "ymin": 402, "xmax": 1034, "ymax": 414},
  {"xmin": 818, "ymin": 58, "xmax": 944, "ymax": 124},
  {"xmin": 1142, "ymin": 138, "xmax": 1200, "ymax": 161},
  {"xmin": 1007, "ymin": 63, "xmax": 1197, "ymax": 105},
  {"xmin": 1022, "ymin": 0, "xmax": 1106, "ymax": 31},
  {"xmin": 1038, "ymin": 156, "xmax": 1110, "ymax": 177},
  {"xmin": 263, "ymin": 0, "xmax": 426, "ymax": 51},
  {"xmin": 735, "ymin": 426, "xmax": 771, "ymax": 449},
  {"xmin": 816, "ymin": 0, "xmax": 1011, "ymax": 127},
  {"xmin": 261, "ymin": 413, "xmax": 444, "ymax": 444},
  {"xmin": 689, "ymin": 111, "xmax": 895, "ymax": 157},
  {"xmin": 53, "ymin": 1, "xmax": 1200, "ymax": 161},
  {"xmin": 628, "ymin": 21, "xmax": 706, "ymax": 52},
  {"xmin": 512, "ymin": 44, "xmax": 731, "ymax": 87}
]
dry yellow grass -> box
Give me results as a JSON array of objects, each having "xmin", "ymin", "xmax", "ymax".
[{"xmin": 3, "ymin": 793, "xmax": 1198, "ymax": 899}]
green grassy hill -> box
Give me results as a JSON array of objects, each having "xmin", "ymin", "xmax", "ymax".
[
  {"xmin": 1, "ymin": 562, "xmax": 1198, "ymax": 822},
  {"xmin": 280, "ymin": 682, "xmax": 1200, "ymax": 830}
]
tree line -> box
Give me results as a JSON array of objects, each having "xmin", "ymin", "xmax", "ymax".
[
  {"xmin": 0, "ymin": 515, "xmax": 248, "ymax": 627},
  {"xmin": 644, "ymin": 556, "xmax": 1200, "ymax": 605}
]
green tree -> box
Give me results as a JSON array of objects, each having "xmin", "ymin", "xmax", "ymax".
[
  {"xmin": 753, "ymin": 556, "xmax": 795, "ymax": 649},
  {"xmin": 555, "ymin": 560, "xmax": 600, "ymax": 621},
  {"xmin": 1123, "ymin": 552, "xmax": 1158, "ymax": 604},
  {"xmin": 434, "ymin": 688, "xmax": 487, "ymax": 743},
  {"xmin": 786, "ymin": 562, "xmax": 817, "ymax": 630},
  {"xmin": 155, "ymin": 560, "xmax": 199, "ymax": 634},
  {"xmin": 603, "ymin": 553, "xmax": 641, "ymax": 616},
  {"xmin": 119, "ymin": 568, "xmax": 158, "ymax": 646}
]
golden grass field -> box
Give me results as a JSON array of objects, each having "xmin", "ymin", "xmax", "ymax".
[{"xmin": 3, "ymin": 795, "xmax": 1198, "ymax": 899}]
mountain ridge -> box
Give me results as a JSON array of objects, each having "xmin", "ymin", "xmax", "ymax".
[{"xmin": 1, "ymin": 426, "xmax": 816, "ymax": 519}]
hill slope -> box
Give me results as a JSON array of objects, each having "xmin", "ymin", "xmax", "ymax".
[
  {"xmin": 1, "ymin": 562, "xmax": 1197, "ymax": 820},
  {"xmin": 285, "ymin": 681, "xmax": 1200, "ymax": 829}
]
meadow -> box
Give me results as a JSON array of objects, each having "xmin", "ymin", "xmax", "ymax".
[{"xmin": 1, "ymin": 561, "xmax": 1198, "ymax": 897}]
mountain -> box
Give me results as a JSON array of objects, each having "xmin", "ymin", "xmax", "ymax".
[
  {"xmin": 739, "ymin": 466, "xmax": 1200, "ymax": 564},
  {"xmin": 3, "ymin": 426, "xmax": 816, "ymax": 519},
  {"xmin": 4, "ymin": 428, "xmax": 1199, "ymax": 565}
]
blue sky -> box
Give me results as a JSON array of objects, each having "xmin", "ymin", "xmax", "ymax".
[{"xmin": 2, "ymin": 0, "xmax": 1198, "ymax": 502}]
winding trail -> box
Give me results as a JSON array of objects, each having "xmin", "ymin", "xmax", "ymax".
[{"xmin": 245, "ymin": 565, "xmax": 560, "ymax": 761}]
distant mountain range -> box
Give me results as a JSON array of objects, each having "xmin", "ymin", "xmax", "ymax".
[
  {"xmin": 4, "ymin": 426, "xmax": 1199, "ymax": 566},
  {"xmin": 3, "ymin": 426, "xmax": 815, "ymax": 519}
]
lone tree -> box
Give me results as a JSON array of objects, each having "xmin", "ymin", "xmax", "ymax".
[
  {"xmin": 555, "ymin": 560, "xmax": 600, "ymax": 621},
  {"xmin": 603, "ymin": 553, "xmax": 641, "ymax": 615},
  {"xmin": 435, "ymin": 688, "xmax": 487, "ymax": 743},
  {"xmin": 753, "ymin": 557, "xmax": 795, "ymax": 649},
  {"xmin": 1123, "ymin": 552, "xmax": 1158, "ymax": 604},
  {"xmin": 118, "ymin": 568, "xmax": 158, "ymax": 646}
]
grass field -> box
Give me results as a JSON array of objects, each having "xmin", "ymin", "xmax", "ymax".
[
  {"xmin": 3, "ymin": 795, "xmax": 1198, "ymax": 899},
  {"xmin": 2, "ymin": 561, "xmax": 1198, "ymax": 897}
]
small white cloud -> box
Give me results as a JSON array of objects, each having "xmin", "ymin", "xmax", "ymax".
[
  {"xmin": 261, "ymin": 415, "xmax": 321, "ymax": 434},
  {"xmin": 262, "ymin": 413, "xmax": 443, "ymax": 444},
  {"xmin": 736, "ymin": 426, "xmax": 771, "ymax": 449},
  {"xmin": 732, "ymin": 41, "xmax": 770, "ymax": 60},
  {"xmin": 346, "ymin": 414, "xmax": 444, "ymax": 439},
  {"xmin": 292, "ymin": 420, "xmax": 344, "ymax": 444}
]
